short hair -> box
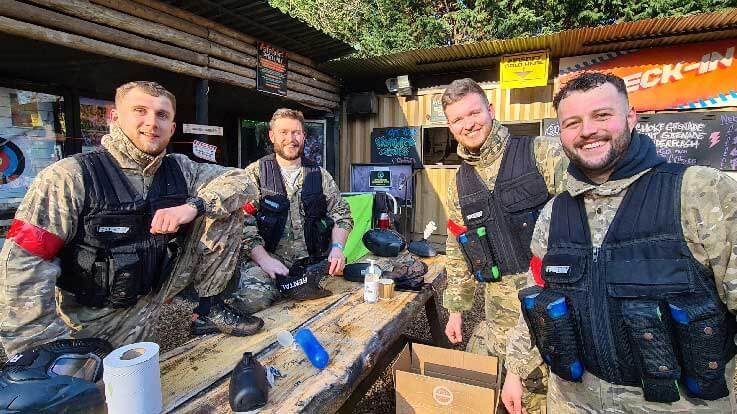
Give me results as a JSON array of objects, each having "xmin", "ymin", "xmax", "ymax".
[
  {"xmin": 553, "ymin": 72, "xmax": 628, "ymax": 111},
  {"xmin": 115, "ymin": 81, "xmax": 176, "ymax": 113},
  {"xmin": 269, "ymin": 108, "xmax": 305, "ymax": 131},
  {"xmin": 441, "ymin": 78, "xmax": 489, "ymax": 110}
]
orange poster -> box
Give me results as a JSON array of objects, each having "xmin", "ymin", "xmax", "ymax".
[{"xmin": 556, "ymin": 38, "xmax": 737, "ymax": 111}]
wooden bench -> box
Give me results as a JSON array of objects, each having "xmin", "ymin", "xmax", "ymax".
[{"xmin": 160, "ymin": 254, "xmax": 447, "ymax": 413}]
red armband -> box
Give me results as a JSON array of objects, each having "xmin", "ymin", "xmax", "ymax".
[
  {"xmin": 530, "ymin": 255, "xmax": 544, "ymax": 287},
  {"xmin": 6, "ymin": 219, "xmax": 64, "ymax": 260}
]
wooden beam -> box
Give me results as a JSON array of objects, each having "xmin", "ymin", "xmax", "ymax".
[
  {"xmin": 0, "ymin": 15, "xmax": 207, "ymax": 78},
  {"xmin": 88, "ymin": 0, "xmax": 208, "ymax": 38},
  {"xmin": 208, "ymin": 57, "xmax": 256, "ymax": 80},
  {"xmin": 208, "ymin": 30, "xmax": 257, "ymax": 58},
  {"xmin": 288, "ymin": 70, "xmax": 340, "ymax": 94},
  {"xmin": 287, "ymin": 79, "xmax": 339, "ymax": 103},
  {"xmin": 0, "ymin": 0, "xmax": 207, "ymax": 66},
  {"xmin": 290, "ymin": 60, "xmax": 339, "ymax": 86}
]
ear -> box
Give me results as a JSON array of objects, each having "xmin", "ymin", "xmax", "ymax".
[
  {"xmin": 626, "ymin": 106, "xmax": 637, "ymax": 131},
  {"xmin": 170, "ymin": 121, "xmax": 176, "ymax": 136},
  {"xmin": 111, "ymin": 108, "xmax": 120, "ymax": 124},
  {"xmin": 488, "ymin": 103, "xmax": 495, "ymax": 120},
  {"xmin": 268, "ymin": 129, "xmax": 276, "ymax": 144}
]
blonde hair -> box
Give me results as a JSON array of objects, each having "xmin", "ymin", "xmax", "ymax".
[
  {"xmin": 441, "ymin": 78, "xmax": 489, "ymax": 110},
  {"xmin": 269, "ymin": 108, "xmax": 305, "ymax": 131}
]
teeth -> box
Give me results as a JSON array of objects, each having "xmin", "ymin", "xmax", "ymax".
[{"xmin": 582, "ymin": 142, "xmax": 604, "ymax": 150}]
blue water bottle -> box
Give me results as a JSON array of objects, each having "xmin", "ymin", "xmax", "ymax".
[
  {"xmin": 546, "ymin": 298, "xmax": 584, "ymax": 380},
  {"xmin": 294, "ymin": 328, "xmax": 330, "ymax": 369}
]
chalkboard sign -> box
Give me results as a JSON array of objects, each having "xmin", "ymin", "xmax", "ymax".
[
  {"xmin": 370, "ymin": 127, "xmax": 422, "ymax": 168},
  {"xmin": 541, "ymin": 112, "xmax": 737, "ymax": 171},
  {"xmin": 257, "ymin": 42, "xmax": 288, "ymax": 96}
]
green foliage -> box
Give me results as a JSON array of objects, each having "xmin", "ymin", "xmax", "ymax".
[{"xmin": 269, "ymin": 0, "xmax": 737, "ymax": 58}]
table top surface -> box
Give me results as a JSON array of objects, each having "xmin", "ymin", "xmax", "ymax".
[{"xmin": 160, "ymin": 254, "xmax": 447, "ymax": 413}]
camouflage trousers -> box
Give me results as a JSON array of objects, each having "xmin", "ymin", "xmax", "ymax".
[
  {"xmin": 58, "ymin": 211, "xmax": 244, "ymax": 349},
  {"xmin": 227, "ymin": 259, "xmax": 287, "ymax": 315},
  {"xmin": 466, "ymin": 272, "xmax": 548, "ymax": 414},
  {"xmin": 548, "ymin": 359, "xmax": 736, "ymax": 413}
]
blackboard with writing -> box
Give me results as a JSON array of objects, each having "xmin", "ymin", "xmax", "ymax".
[
  {"xmin": 370, "ymin": 127, "xmax": 422, "ymax": 168},
  {"xmin": 541, "ymin": 112, "xmax": 737, "ymax": 171}
]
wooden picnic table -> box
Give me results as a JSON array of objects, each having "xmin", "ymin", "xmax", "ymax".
[{"xmin": 159, "ymin": 253, "xmax": 448, "ymax": 413}]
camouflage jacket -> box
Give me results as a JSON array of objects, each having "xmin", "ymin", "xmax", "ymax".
[
  {"xmin": 505, "ymin": 165, "xmax": 737, "ymax": 378},
  {"xmin": 241, "ymin": 157, "xmax": 353, "ymax": 263},
  {"xmin": 443, "ymin": 121, "xmax": 569, "ymax": 313},
  {"xmin": 0, "ymin": 126, "xmax": 256, "ymax": 355}
]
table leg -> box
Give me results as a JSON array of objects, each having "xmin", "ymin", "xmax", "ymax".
[{"xmin": 424, "ymin": 286, "xmax": 450, "ymax": 348}]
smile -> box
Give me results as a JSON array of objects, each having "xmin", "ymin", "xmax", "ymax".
[{"xmin": 582, "ymin": 141, "xmax": 605, "ymax": 150}]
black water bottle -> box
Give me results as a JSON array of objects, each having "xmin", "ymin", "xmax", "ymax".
[{"xmin": 229, "ymin": 352, "xmax": 269, "ymax": 412}]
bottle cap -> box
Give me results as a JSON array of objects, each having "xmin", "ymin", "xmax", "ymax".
[{"xmin": 276, "ymin": 330, "xmax": 294, "ymax": 348}]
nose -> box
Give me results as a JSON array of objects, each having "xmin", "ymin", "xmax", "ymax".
[
  {"xmin": 462, "ymin": 116, "xmax": 475, "ymax": 131},
  {"xmin": 143, "ymin": 111, "xmax": 157, "ymax": 127},
  {"xmin": 580, "ymin": 117, "xmax": 597, "ymax": 138}
]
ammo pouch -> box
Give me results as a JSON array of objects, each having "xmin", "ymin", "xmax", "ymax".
[
  {"xmin": 256, "ymin": 194, "xmax": 290, "ymax": 252},
  {"xmin": 668, "ymin": 296, "xmax": 733, "ymax": 400},
  {"xmin": 519, "ymin": 286, "xmax": 584, "ymax": 382},
  {"xmin": 458, "ymin": 226, "xmax": 500, "ymax": 283},
  {"xmin": 622, "ymin": 300, "xmax": 681, "ymax": 403},
  {"xmin": 302, "ymin": 192, "xmax": 333, "ymax": 258}
]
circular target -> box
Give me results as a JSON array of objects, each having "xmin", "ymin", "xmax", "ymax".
[{"xmin": 0, "ymin": 138, "xmax": 25, "ymax": 183}]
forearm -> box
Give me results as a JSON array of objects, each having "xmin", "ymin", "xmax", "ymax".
[
  {"xmin": 248, "ymin": 244, "xmax": 272, "ymax": 267},
  {"xmin": 331, "ymin": 226, "xmax": 349, "ymax": 246}
]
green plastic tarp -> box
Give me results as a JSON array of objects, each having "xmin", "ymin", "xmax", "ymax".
[{"xmin": 342, "ymin": 193, "xmax": 373, "ymax": 264}]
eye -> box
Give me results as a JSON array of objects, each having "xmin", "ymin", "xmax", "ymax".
[
  {"xmin": 156, "ymin": 111, "xmax": 169, "ymax": 120},
  {"xmin": 562, "ymin": 119, "xmax": 580, "ymax": 129},
  {"xmin": 134, "ymin": 108, "xmax": 145, "ymax": 114}
]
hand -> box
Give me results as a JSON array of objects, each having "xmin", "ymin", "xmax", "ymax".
[
  {"xmin": 258, "ymin": 255, "xmax": 290, "ymax": 279},
  {"xmin": 150, "ymin": 204, "xmax": 198, "ymax": 234},
  {"xmin": 501, "ymin": 372, "xmax": 528, "ymax": 414},
  {"xmin": 327, "ymin": 247, "xmax": 345, "ymax": 276},
  {"xmin": 445, "ymin": 312, "xmax": 463, "ymax": 344}
]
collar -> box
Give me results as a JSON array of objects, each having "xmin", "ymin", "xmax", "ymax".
[
  {"xmin": 566, "ymin": 168, "xmax": 652, "ymax": 198},
  {"xmin": 456, "ymin": 120, "xmax": 509, "ymax": 167},
  {"xmin": 101, "ymin": 125, "xmax": 167, "ymax": 176}
]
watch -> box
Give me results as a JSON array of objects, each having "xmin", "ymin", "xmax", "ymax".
[
  {"xmin": 330, "ymin": 242, "xmax": 344, "ymax": 250},
  {"xmin": 185, "ymin": 196, "xmax": 206, "ymax": 217}
]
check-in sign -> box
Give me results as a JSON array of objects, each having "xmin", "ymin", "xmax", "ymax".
[{"xmin": 501, "ymin": 51, "xmax": 550, "ymax": 89}]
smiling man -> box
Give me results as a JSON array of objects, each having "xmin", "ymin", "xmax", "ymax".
[
  {"xmin": 502, "ymin": 72, "xmax": 737, "ymax": 413},
  {"xmin": 441, "ymin": 78, "xmax": 569, "ymax": 413},
  {"xmin": 229, "ymin": 108, "xmax": 352, "ymax": 314},
  {"xmin": 0, "ymin": 81, "xmax": 263, "ymax": 358}
]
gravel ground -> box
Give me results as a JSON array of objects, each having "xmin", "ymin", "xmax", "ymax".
[{"xmin": 0, "ymin": 260, "xmax": 487, "ymax": 414}]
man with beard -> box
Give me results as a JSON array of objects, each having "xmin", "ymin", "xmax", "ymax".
[
  {"xmin": 0, "ymin": 81, "xmax": 263, "ymax": 358},
  {"xmin": 229, "ymin": 108, "xmax": 352, "ymax": 313},
  {"xmin": 442, "ymin": 78, "xmax": 569, "ymax": 413},
  {"xmin": 501, "ymin": 72, "xmax": 737, "ymax": 413}
]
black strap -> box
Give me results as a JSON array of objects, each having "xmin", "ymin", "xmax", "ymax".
[{"xmin": 259, "ymin": 154, "xmax": 287, "ymax": 196}]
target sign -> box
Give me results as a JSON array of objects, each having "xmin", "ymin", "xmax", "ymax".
[{"xmin": 0, "ymin": 138, "xmax": 25, "ymax": 183}]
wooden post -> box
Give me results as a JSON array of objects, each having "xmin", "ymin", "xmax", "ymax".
[
  {"xmin": 195, "ymin": 79, "xmax": 209, "ymax": 144},
  {"xmin": 0, "ymin": 0, "xmax": 208, "ymax": 66}
]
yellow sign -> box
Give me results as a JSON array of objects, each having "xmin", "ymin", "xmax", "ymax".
[{"xmin": 500, "ymin": 51, "xmax": 550, "ymax": 89}]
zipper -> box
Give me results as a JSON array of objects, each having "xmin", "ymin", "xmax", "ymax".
[{"xmin": 592, "ymin": 246, "xmax": 599, "ymax": 263}]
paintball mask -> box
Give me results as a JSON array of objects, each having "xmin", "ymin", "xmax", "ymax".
[
  {"xmin": 0, "ymin": 338, "xmax": 113, "ymax": 413},
  {"xmin": 362, "ymin": 229, "xmax": 406, "ymax": 257}
]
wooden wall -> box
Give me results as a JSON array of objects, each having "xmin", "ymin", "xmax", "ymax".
[
  {"xmin": 0, "ymin": 0, "xmax": 340, "ymax": 111},
  {"xmin": 340, "ymin": 82, "xmax": 555, "ymax": 239}
]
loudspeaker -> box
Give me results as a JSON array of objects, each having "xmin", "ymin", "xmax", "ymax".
[{"xmin": 347, "ymin": 92, "xmax": 376, "ymax": 115}]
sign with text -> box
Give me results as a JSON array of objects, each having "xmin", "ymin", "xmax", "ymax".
[
  {"xmin": 500, "ymin": 51, "xmax": 550, "ymax": 89},
  {"xmin": 557, "ymin": 39, "xmax": 737, "ymax": 111},
  {"xmin": 370, "ymin": 127, "xmax": 422, "ymax": 168},
  {"xmin": 183, "ymin": 124, "xmax": 223, "ymax": 136},
  {"xmin": 429, "ymin": 94, "xmax": 447, "ymax": 123},
  {"xmin": 369, "ymin": 170, "xmax": 391, "ymax": 187},
  {"xmin": 193, "ymin": 140, "xmax": 217, "ymax": 162},
  {"xmin": 257, "ymin": 42, "xmax": 288, "ymax": 96},
  {"xmin": 542, "ymin": 111, "xmax": 737, "ymax": 170}
]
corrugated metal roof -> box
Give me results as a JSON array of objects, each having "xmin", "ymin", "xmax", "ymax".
[
  {"xmin": 321, "ymin": 8, "xmax": 737, "ymax": 79},
  {"xmin": 158, "ymin": 0, "xmax": 354, "ymax": 62}
]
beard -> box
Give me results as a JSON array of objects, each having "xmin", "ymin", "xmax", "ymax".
[
  {"xmin": 564, "ymin": 128, "xmax": 631, "ymax": 177},
  {"xmin": 273, "ymin": 140, "xmax": 303, "ymax": 161}
]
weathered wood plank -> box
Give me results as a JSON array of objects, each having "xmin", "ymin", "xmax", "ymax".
[
  {"xmin": 88, "ymin": 0, "xmax": 209, "ymax": 38},
  {"xmin": 287, "ymin": 79, "xmax": 340, "ymax": 103},
  {"xmin": 290, "ymin": 60, "xmax": 339, "ymax": 87},
  {"xmin": 172, "ymin": 257, "xmax": 446, "ymax": 413},
  {"xmin": 0, "ymin": 0, "xmax": 208, "ymax": 66},
  {"xmin": 0, "ymin": 16, "xmax": 207, "ymax": 78},
  {"xmin": 208, "ymin": 57, "xmax": 256, "ymax": 80},
  {"xmin": 289, "ymin": 70, "xmax": 340, "ymax": 94}
]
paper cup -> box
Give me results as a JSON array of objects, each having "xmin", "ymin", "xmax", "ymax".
[{"xmin": 378, "ymin": 279, "xmax": 395, "ymax": 300}]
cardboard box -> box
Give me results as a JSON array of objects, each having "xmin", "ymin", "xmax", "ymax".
[{"xmin": 393, "ymin": 342, "xmax": 500, "ymax": 414}]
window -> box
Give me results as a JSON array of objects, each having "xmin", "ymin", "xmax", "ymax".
[
  {"xmin": 422, "ymin": 127, "xmax": 460, "ymax": 166},
  {"xmin": 0, "ymin": 88, "xmax": 64, "ymax": 208},
  {"xmin": 79, "ymin": 97, "xmax": 113, "ymax": 152}
]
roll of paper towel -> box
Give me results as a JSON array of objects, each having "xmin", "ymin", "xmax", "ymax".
[{"xmin": 103, "ymin": 342, "xmax": 162, "ymax": 414}]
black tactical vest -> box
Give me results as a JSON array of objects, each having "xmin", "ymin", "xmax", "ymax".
[
  {"xmin": 457, "ymin": 136, "xmax": 551, "ymax": 276},
  {"xmin": 534, "ymin": 163, "xmax": 736, "ymax": 401},
  {"xmin": 256, "ymin": 154, "xmax": 332, "ymax": 257},
  {"xmin": 57, "ymin": 150, "xmax": 189, "ymax": 308}
]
